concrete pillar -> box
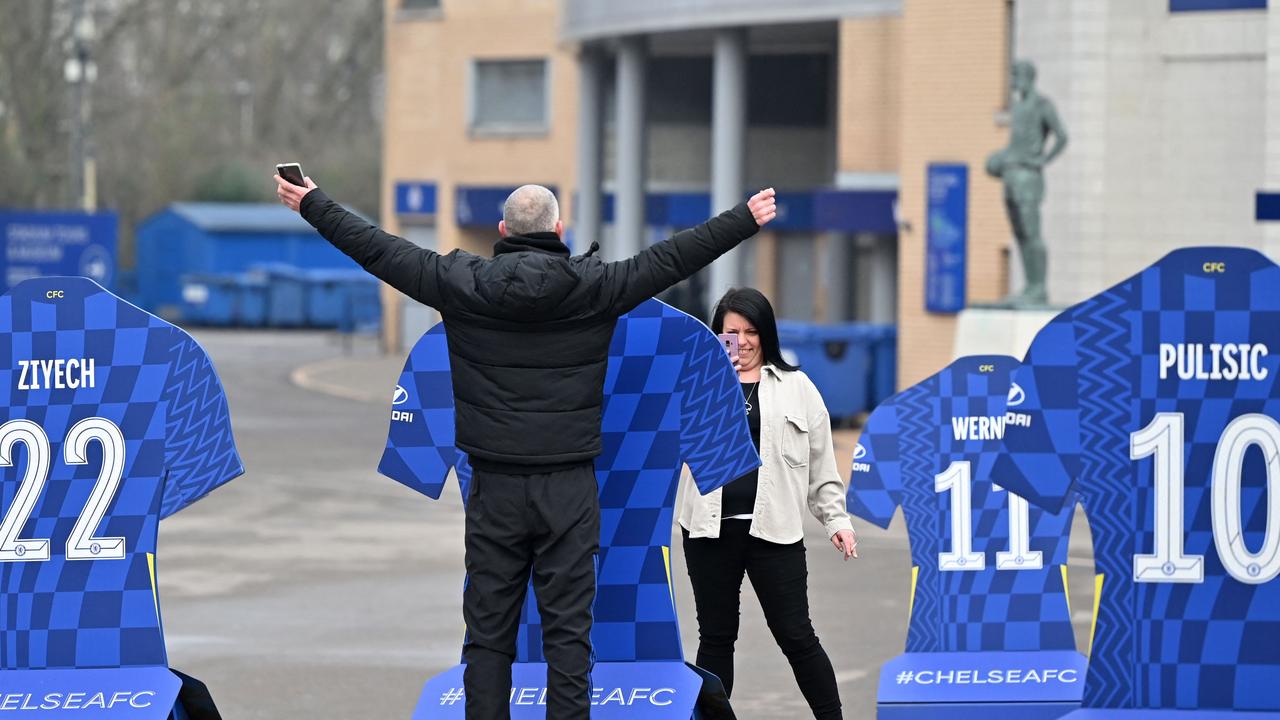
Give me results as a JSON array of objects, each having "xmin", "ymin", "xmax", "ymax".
[
  {"xmin": 708, "ymin": 27, "xmax": 749, "ymax": 307},
  {"xmin": 823, "ymin": 232, "xmax": 847, "ymax": 323},
  {"xmin": 868, "ymin": 234, "xmax": 898, "ymax": 324},
  {"xmin": 615, "ymin": 36, "xmax": 648, "ymax": 260},
  {"xmin": 575, "ymin": 46, "xmax": 604, "ymax": 253}
]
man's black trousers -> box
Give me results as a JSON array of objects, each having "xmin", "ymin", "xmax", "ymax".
[{"xmin": 462, "ymin": 464, "xmax": 599, "ymax": 719}]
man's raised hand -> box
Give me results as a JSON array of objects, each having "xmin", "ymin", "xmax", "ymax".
[
  {"xmin": 274, "ymin": 174, "xmax": 318, "ymax": 212},
  {"xmin": 748, "ymin": 188, "xmax": 777, "ymax": 227}
]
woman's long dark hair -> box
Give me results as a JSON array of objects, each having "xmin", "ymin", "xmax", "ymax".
[{"xmin": 711, "ymin": 287, "xmax": 799, "ymax": 372}]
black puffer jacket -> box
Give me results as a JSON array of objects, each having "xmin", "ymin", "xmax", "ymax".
[{"xmin": 301, "ymin": 189, "xmax": 759, "ymax": 472}]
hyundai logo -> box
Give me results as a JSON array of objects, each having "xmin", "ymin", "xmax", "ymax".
[
  {"xmin": 392, "ymin": 385, "xmax": 409, "ymax": 406},
  {"xmin": 853, "ymin": 443, "xmax": 867, "ymax": 460},
  {"xmin": 1007, "ymin": 382, "xmax": 1026, "ymax": 408}
]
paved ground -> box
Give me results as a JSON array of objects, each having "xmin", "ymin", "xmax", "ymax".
[{"xmin": 158, "ymin": 330, "xmax": 1097, "ymax": 719}]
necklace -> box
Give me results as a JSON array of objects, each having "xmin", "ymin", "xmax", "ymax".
[{"xmin": 743, "ymin": 382, "xmax": 759, "ymax": 413}]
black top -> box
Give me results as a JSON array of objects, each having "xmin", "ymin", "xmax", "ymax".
[
  {"xmin": 300, "ymin": 189, "xmax": 760, "ymax": 473},
  {"xmin": 721, "ymin": 382, "xmax": 761, "ymax": 518}
]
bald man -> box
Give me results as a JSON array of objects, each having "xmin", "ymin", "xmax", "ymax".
[{"xmin": 277, "ymin": 174, "xmax": 776, "ymax": 719}]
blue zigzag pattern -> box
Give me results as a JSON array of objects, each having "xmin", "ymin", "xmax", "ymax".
[
  {"xmin": 678, "ymin": 325, "xmax": 759, "ymax": 490},
  {"xmin": 160, "ymin": 331, "xmax": 243, "ymax": 518},
  {"xmin": 896, "ymin": 382, "xmax": 940, "ymax": 653},
  {"xmin": 1073, "ymin": 285, "xmax": 1137, "ymax": 708}
]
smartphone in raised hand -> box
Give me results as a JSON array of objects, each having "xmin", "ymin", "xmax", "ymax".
[
  {"xmin": 276, "ymin": 163, "xmax": 306, "ymax": 187},
  {"xmin": 718, "ymin": 333, "xmax": 739, "ymax": 362}
]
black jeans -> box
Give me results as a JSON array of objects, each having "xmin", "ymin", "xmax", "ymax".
[
  {"xmin": 462, "ymin": 465, "xmax": 599, "ymax": 720},
  {"xmin": 682, "ymin": 522, "xmax": 843, "ymax": 720}
]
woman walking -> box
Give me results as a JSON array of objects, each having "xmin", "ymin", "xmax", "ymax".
[{"xmin": 678, "ymin": 287, "xmax": 858, "ymax": 720}]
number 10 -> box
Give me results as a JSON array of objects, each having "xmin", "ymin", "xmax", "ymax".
[{"xmin": 1131, "ymin": 412, "xmax": 1280, "ymax": 584}]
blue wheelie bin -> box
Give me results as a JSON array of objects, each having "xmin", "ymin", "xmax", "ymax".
[
  {"xmin": 776, "ymin": 322, "xmax": 877, "ymax": 420},
  {"xmin": 234, "ymin": 273, "xmax": 270, "ymax": 327},
  {"xmin": 180, "ymin": 273, "xmax": 238, "ymax": 326},
  {"xmin": 867, "ymin": 324, "xmax": 898, "ymax": 407},
  {"xmin": 304, "ymin": 269, "xmax": 381, "ymax": 329},
  {"xmin": 340, "ymin": 278, "xmax": 382, "ymax": 333},
  {"xmin": 250, "ymin": 263, "xmax": 307, "ymax": 327}
]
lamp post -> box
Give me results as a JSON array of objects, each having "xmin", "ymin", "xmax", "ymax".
[{"xmin": 65, "ymin": 0, "xmax": 97, "ymax": 211}]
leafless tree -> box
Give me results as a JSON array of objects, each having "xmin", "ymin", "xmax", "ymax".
[{"xmin": 0, "ymin": 0, "xmax": 384, "ymax": 267}]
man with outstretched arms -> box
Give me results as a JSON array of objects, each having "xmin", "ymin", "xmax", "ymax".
[{"xmin": 276, "ymin": 175, "xmax": 775, "ymax": 719}]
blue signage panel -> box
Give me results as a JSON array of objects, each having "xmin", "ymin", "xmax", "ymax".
[
  {"xmin": 814, "ymin": 189, "xmax": 899, "ymax": 234},
  {"xmin": 456, "ymin": 186, "xmax": 558, "ymax": 228},
  {"xmin": 592, "ymin": 190, "xmax": 897, "ymax": 232},
  {"xmin": 415, "ymin": 663, "xmax": 702, "ymax": 719},
  {"xmin": 1059, "ymin": 707, "xmax": 1280, "ymax": 712},
  {"xmin": 663, "ymin": 192, "xmax": 712, "ymax": 229},
  {"xmin": 395, "ymin": 182, "xmax": 437, "ymax": 216},
  {"xmin": 1258, "ymin": 191, "xmax": 1280, "ymax": 221},
  {"xmin": 925, "ymin": 163, "xmax": 968, "ymax": 313},
  {"xmin": 597, "ymin": 192, "xmax": 708, "ymax": 228},
  {"xmin": 879, "ymin": 705, "xmax": 1076, "ymax": 720},
  {"xmin": 0, "ymin": 667, "xmax": 181, "ymax": 719},
  {"xmin": 877, "ymin": 651, "xmax": 1087, "ymax": 705},
  {"xmin": 769, "ymin": 191, "xmax": 817, "ymax": 232},
  {"xmin": 1171, "ymin": 0, "xmax": 1266, "ymax": 11},
  {"xmin": 0, "ymin": 211, "xmax": 117, "ymax": 291}
]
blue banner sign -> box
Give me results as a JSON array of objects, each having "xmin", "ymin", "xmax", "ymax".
[
  {"xmin": 395, "ymin": 182, "xmax": 438, "ymax": 216},
  {"xmin": 415, "ymin": 663, "xmax": 702, "ymax": 719},
  {"xmin": 878, "ymin": 651, "xmax": 1087, "ymax": 704},
  {"xmin": 1066, "ymin": 710, "xmax": 1280, "ymax": 719},
  {"xmin": 1258, "ymin": 191, "xmax": 1280, "ymax": 221},
  {"xmin": 595, "ymin": 190, "xmax": 897, "ymax": 233},
  {"xmin": 0, "ymin": 667, "xmax": 180, "ymax": 719},
  {"xmin": 456, "ymin": 186, "xmax": 558, "ymax": 228},
  {"xmin": 1171, "ymin": 0, "xmax": 1266, "ymax": 11},
  {"xmin": 0, "ymin": 211, "xmax": 117, "ymax": 291},
  {"xmin": 815, "ymin": 188, "xmax": 898, "ymax": 234},
  {"xmin": 925, "ymin": 163, "xmax": 968, "ymax": 313},
  {"xmin": 769, "ymin": 191, "xmax": 817, "ymax": 231}
]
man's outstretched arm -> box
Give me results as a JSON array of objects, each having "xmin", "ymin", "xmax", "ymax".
[
  {"xmin": 602, "ymin": 188, "xmax": 777, "ymax": 315},
  {"xmin": 275, "ymin": 174, "xmax": 448, "ymax": 309}
]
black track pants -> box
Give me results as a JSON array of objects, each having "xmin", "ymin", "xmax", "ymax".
[
  {"xmin": 682, "ymin": 522, "xmax": 843, "ymax": 720},
  {"xmin": 462, "ymin": 464, "xmax": 599, "ymax": 719}
]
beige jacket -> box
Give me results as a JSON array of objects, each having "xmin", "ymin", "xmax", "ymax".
[{"xmin": 677, "ymin": 364, "xmax": 855, "ymax": 544}]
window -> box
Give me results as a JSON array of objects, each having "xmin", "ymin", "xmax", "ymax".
[
  {"xmin": 397, "ymin": 0, "xmax": 441, "ymax": 21},
  {"xmin": 470, "ymin": 59, "xmax": 550, "ymax": 135}
]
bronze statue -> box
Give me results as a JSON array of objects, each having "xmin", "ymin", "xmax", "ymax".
[{"xmin": 985, "ymin": 60, "xmax": 1067, "ymax": 307}]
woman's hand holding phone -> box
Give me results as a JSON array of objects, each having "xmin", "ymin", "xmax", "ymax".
[{"xmin": 718, "ymin": 333, "xmax": 741, "ymax": 373}]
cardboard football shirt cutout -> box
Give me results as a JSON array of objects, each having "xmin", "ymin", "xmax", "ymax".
[
  {"xmin": 992, "ymin": 247, "xmax": 1280, "ymax": 711},
  {"xmin": 380, "ymin": 299, "xmax": 759, "ymax": 715},
  {"xmin": 0, "ymin": 277, "xmax": 242, "ymax": 716},
  {"xmin": 850, "ymin": 355, "xmax": 1077, "ymax": 653}
]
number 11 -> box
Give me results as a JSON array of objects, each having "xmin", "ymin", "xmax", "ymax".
[{"xmin": 936, "ymin": 460, "xmax": 1043, "ymax": 572}]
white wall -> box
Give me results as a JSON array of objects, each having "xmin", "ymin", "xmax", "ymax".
[
  {"xmin": 1014, "ymin": 0, "xmax": 1270, "ymax": 305},
  {"xmin": 1267, "ymin": 3, "xmax": 1280, "ymax": 253}
]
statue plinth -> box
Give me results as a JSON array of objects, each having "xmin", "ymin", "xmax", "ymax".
[{"xmin": 953, "ymin": 304, "xmax": 1064, "ymax": 361}]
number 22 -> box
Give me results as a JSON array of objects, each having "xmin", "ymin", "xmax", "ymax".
[{"xmin": 0, "ymin": 418, "xmax": 127, "ymax": 562}]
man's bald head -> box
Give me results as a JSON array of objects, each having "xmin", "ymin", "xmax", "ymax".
[{"xmin": 502, "ymin": 185, "xmax": 560, "ymax": 236}]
